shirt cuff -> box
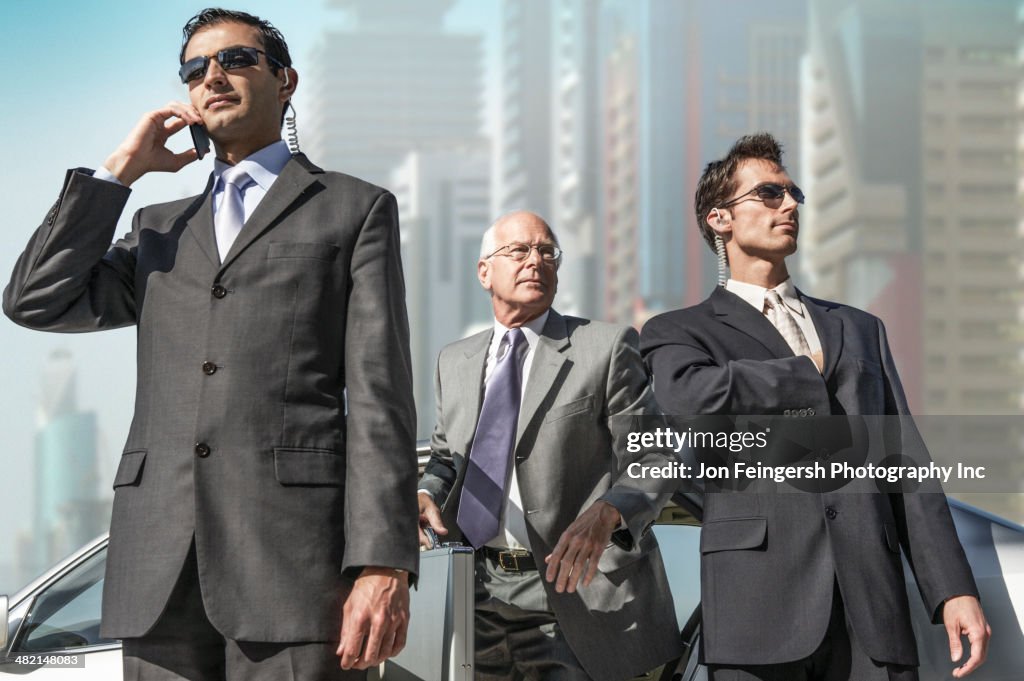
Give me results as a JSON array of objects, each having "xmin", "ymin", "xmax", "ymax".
[{"xmin": 93, "ymin": 166, "xmax": 124, "ymax": 186}]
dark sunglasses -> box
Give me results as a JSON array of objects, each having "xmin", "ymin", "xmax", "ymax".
[
  {"xmin": 179, "ymin": 46, "xmax": 283, "ymax": 84},
  {"xmin": 721, "ymin": 182, "xmax": 805, "ymax": 208}
]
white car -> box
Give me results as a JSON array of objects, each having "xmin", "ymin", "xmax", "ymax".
[{"xmin": 0, "ymin": 534, "xmax": 119, "ymax": 678}]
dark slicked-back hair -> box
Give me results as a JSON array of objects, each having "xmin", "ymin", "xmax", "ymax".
[
  {"xmin": 694, "ymin": 132, "xmax": 786, "ymax": 251},
  {"xmin": 179, "ymin": 8, "xmax": 292, "ymax": 70}
]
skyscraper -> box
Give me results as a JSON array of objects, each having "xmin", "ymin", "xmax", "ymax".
[
  {"xmin": 496, "ymin": 0, "xmax": 553, "ymax": 221},
  {"xmin": 306, "ymin": 0, "xmax": 484, "ymax": 187},
  {"xmin": 547, "ymin": 0, "xmax": 602, "ymax": 317},
  {"xmin": 801, "ymin": 0, "xmax": 1022, "ymax": 521},
  {"xmin": 27, "ymin": 349, "xmax": 106, "ymax": 579},
  {"xmin": 602, "ymin": 34, "xmax": 640, "ymax": 325},
  {"xmin": 800, "ymin": 0, "xmax": 1020, "ymax": 416},
  {"xmin": 492, "ymin": 0, "xmax": 602, "ymax": 316},
  {"xmin": 391, "ymin": 145, "xmax": 492, "ymax": 437},
  {"xmin": 596, "ymin": 0, "xmax": 806, "ymax": 322}
]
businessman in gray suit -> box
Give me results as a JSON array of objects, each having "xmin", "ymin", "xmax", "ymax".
[
  {"xmin": 641, "ymin": 133, "xmax": 990, "ymax": 680},
  {"xmin": 4, "ymin": 8, "xmax": 417, "ymax": 680},
  {"xmin": 417, "ymin": 211, "xmax": 682, "ymax": 681}
]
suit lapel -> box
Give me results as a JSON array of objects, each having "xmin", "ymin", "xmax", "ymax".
[
  {"xmin": 219, "ymin": 154, "xmax": 324, "ymax": 271},
  {"xmin": 516, "ymin": 310, "xmax": 570, "ymax": 447},
  {"xmin": 457, "ymin": 331, "xmax": 491, "ymax": 451},
  {"xmin": 802, "ymin": 293, "xmax": 844, "ymax": 380},
  {"xmin": 185, "ymin": 175, "xmax": 219, "ymax": 267},
  {"xmin": 710, "ymin": 286, "xmax": 794, "ymax": 359}
]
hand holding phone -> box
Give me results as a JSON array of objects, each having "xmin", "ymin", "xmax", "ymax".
[{"xmin": 103, "ymin": 103, "xmax": 203, "ymax": 186}]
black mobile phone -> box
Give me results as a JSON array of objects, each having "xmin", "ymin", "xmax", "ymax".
[{"xmin": 189, "ymin": 123, "xmax": 210, "ymax": 160}]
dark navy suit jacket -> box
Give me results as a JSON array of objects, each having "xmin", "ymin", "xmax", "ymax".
[{"xmin": 641, "ymin": 286, "xmax": 978, "ymax": 666}]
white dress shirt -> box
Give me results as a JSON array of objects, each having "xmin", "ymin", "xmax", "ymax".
[
  {"xmin": 725, "ymin": 277, "xmax": 823, "ymax": 354},
  {"xmin": 95, "ymin": 140, "xmax": 293, "ymax": 245},
  {"xmin": 209, "ymin": 140, "xmax": 292, "ymax": 227}
]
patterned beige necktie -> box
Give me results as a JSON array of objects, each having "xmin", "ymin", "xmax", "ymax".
[{"xmin": 764, "ymin": 290, "xmax": 812, "ymax": 357}]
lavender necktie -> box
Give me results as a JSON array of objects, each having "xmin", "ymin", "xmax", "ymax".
[
  {"xmin": 458, "ymin": 328, "xmax": 526, "ymax": 548},
  {"xmin": 215, "ymin": 165, "xmax": 254, "ymax": 262}
]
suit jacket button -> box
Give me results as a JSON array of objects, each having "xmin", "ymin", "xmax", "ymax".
[
  {"xmin": 195, "ymin": 442, "xmax": 211, "ymax": 458},
  {"xmin": 808, "ymin": 408, "xmax": 816, "ymax": 416},
  {"xmin": 201, "ymin": 361, "xmax": 217, "ymax": 375},
  {"xmin": 825, "ymin": 506, "xmax": 837, "ymax": 519},
  {"xmin": 211, "ymin": 284, "xmax": 228, "ymax": 299}
]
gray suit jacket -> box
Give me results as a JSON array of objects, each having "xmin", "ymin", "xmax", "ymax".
[
  {"xmin": 420, "ymin": 310, "xmax": 683, "ymax": 681},
  {"xmin": 641, "ymin": 286, "xmax": 979, "ymax": 666},
  {"xmin": 3, "ymin": 155, "xmax": 419, "ymax": 641}
]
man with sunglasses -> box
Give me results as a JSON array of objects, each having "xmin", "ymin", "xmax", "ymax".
[
  {"xmin": 640, "ymin": 133, "xmax": 989, "ymax": 680},
  {"xmin": 4, "ymin": 7, "xmax": 417, "ymax": 680},
  {"xmin": 416, "ymin": 211, "xmax": 682, "ymax": 681}
]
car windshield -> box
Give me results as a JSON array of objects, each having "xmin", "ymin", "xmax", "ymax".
[{"xmin": 16, "ymin": 550, "xmax": 115, "ymax": 653}]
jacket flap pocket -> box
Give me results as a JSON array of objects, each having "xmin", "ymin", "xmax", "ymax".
[
  {"xmin": 882, "ymin": 522, "xmax": 900, "ymax": 553},
  {"xmin": 113, "ymin": 450, "xmax": 147, "ymax": 488},
  {"xmin": 597, "ymin": 528, "xmax": 658, "ymax": 573},
  {"xmin": 544, "ymin": 394, "xmax": 595, "ymax": 423},
  {"xmin": 274, "ymin": 447, "xmax": 344, "ymax": 486},
  {"xmin": 700, "ymin": 517, "xmax": 767, "ymax": 554},
  {"xmin": 267, "ymin": 241, "xmax": 340, "ymax": 261}
]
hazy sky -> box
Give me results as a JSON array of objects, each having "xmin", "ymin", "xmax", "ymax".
[{"xmin": 0, "ymin": 0, "xmax": 498, "ymax": 589}]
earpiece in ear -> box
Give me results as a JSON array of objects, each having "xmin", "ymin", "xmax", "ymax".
[
  {"xmin": 713, "ymin": 208, "xmax": 724, "ymax": 227},
  {"xmin": 283, "ymin": 68, "xmax": 291, "ymax": 88}
]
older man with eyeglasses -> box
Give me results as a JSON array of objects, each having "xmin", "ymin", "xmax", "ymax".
[
  {"xmin": 4, "ymin": 7, "xmax": 418, "ymax": 680},
  {"xmin": 640, "ymin": 132, "xmax": 990, "ymax": 681},
  {"xmin": 417, "ymin": 210, "xmax": 683, "ymax": 681}
]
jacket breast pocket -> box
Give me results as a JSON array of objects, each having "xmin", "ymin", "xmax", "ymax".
[
  {"xmin": 544, "ymin": 394, "xmax": 595, "ymax": 423},
  {"xmin": 274, "ymin": 447, "xmax": 345, "ymax": 486},
  {"xmin": 267, "ymin": 241, "xmax": 340, "ymax": 262},
  {"xmin": 700, "ymin": 516, "xmax": 767, "ymax": 554},
  {"xmin": 113, "ymin": 449, "xmax": 147, "ymax": 488}
]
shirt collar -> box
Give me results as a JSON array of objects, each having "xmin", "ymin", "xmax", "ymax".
[
  {"xmin": 213, "ymin": 140, "xmax": 292, "ymax": 193},
  {"xmin": 489, "ymin": 309, "xmax": 550, "ymax": 357},
  {"xmin": 726, "ymin": 277, "xmax": 804, "ymax": 317}
]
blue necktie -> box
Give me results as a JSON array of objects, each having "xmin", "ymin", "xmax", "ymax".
[{"xmin": 458, "ymin": 328, "xmax": 526, "ymax": 548}]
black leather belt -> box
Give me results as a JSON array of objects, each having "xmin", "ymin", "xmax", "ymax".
[{"xmin": 481, "ymin": 547, "xmax": 537, "ymax": 572}]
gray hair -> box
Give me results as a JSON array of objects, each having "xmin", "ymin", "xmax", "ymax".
[{"xmin": 479, "ymin": 224, "xmax": 498, "ymax": 260}]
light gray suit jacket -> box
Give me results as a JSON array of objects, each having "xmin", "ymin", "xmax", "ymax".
[
  {"xmin": 420, "ymin": 310, "xmax": 683, "ymax": 681},
  {"xmin": 3, "ymin": 155, "xmax": 419, "ymax": 641}
]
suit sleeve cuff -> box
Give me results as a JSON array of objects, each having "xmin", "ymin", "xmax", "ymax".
[{"xmin": 92, "ymin": 166, "xmax": 124, "ymax": 186}]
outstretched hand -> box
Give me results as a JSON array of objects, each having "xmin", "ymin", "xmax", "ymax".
[{"xmin": 544, "ymin": 501, "xmax": 621, "ymax": 593}]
